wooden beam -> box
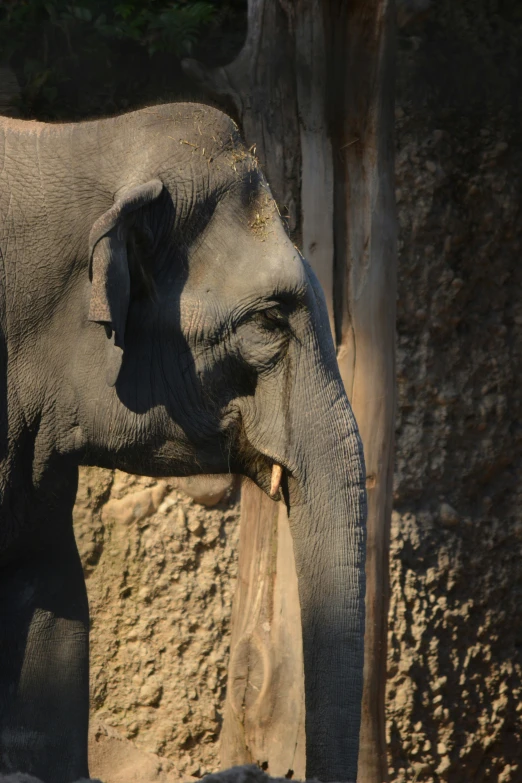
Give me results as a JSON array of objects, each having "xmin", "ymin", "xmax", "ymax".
[
  {"xmin": 220, "ymin": 481, "xmax": 305, "ymax": 780},
  {"xmin": 325, "ymin": 5, "xmax": 397, "ymax": 780}
]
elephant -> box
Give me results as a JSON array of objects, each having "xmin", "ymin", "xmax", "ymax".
[{"xmin": 0, "ymin": 103, "xmax": 367, "ymax": 783}]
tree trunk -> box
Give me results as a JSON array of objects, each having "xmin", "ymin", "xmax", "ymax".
[
  {"xmin": 184, "ymin": 3, "xmax": 396, "ymax": 780},
  {"xmin": 327, "ymin": 8, "xmax": 396, "ymax": 780}
]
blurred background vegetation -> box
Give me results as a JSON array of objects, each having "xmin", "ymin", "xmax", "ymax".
[
  {"xmin": 2, "ymin": 1, "xmax": 522, "ymax": 121},
  {"xmin": 0, "ymin": 0, "xmax": 246, "ymax": 119}
]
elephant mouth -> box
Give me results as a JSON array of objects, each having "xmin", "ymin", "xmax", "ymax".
[
  {"xmin": 241, "ymin": 450, "xmax": 288, "ymax": 502},
  {"xmin": 224, "ymin": 411, "xmax": 288, "ymax": 501},
  {"xmin": 247, "ymin": 454, "xmax": 286, "ymax": 502}
]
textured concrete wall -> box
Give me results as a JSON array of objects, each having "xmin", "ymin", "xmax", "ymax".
[
  {"xmin": 73, "ymin": 470, "xmax": 240, "ymax": 780},
  {"xmin": 387, "ymin": 109, "xmax": 521, "ymax": 782}
]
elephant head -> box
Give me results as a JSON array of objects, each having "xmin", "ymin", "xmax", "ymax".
[
  {"xmin": 71, "ymin": 104, "xmax": 367, "ymax": 782},
  {"xmin": 0, "ymin": 104, "xmax": 366, "ymax": 783}
]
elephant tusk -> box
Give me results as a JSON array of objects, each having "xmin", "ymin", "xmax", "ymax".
[{"xmin": 270, "ymin": 463, "xmax": 283, "ymax": 498}]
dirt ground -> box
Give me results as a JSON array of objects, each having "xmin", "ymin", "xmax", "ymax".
[{"xmin": 70, "ymin": 3, "xmax": 522, "ymax": 783}]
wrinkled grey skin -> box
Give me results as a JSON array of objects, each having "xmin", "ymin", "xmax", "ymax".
[{"xmin": 0, "ymin": 104, "xmax": 366, "ymax": 783}]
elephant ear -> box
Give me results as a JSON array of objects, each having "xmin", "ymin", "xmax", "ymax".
[{"xmin": 88, "ymin": 179, "xmax": 163, "ymax": 386}]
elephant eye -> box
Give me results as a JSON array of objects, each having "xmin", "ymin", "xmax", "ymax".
[{"xmin": 257, "ymin": 306, "xmax": 289, "ymax": 330}]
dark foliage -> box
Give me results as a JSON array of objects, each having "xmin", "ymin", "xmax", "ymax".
[{"xmin": 0, "ymin": 0, "xmax": 246, "ymax": 119}]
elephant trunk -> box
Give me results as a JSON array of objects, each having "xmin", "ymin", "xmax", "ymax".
[{"xmin": 286, "ymin": 349, "xmax": 367, "ymax": 782}]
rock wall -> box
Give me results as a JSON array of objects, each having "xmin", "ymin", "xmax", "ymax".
[
  {"xmin": 74, "ymin": 471, "xmax": 240, "ymax": 780},
  {"xmin": 70, "ymin": 3, "xmax": 521, "ymax": 782},
  {"xmin": 387, "ymin": 3, "xmax": 522, "ymax": 781},
  {"xmin": 388, "ymin": 111, "xmax": 521, "ymax": 782}
]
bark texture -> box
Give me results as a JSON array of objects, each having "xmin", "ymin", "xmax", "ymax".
[{"xmin": 185, "ymin": 3, "xmax": 397, "ymax": 781}]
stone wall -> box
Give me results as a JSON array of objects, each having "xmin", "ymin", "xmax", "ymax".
[
  {"xmin": 73, "ymin": 470, "xmax": 240, "ymax": 781},
  {"xmin": 386, "ymin": 3, "xmax": 522, "ymax": 780},
  {"xmin": 387, "ymin": 108, "xmax": 521, "ymax": 781}
]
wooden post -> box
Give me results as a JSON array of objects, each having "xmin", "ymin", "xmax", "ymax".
[
  {"xmin": 220, "ymin": 483, "xmax": 306, "ymax": 779},
  {"xmin": 325, "ymin": 6, "xmax": 397, "ymax": 780},
  {"xmin": 185, "ymin": 3, "xmax": 396, "ymax": 780}
]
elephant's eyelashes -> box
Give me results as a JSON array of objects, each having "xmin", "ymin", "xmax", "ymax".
[
  {"xmin": 258, "ymin": 307, "xmax": 288, "ymax": 330},
  {"xmin": 235, "ymin": 307, "xmax": 290, "ymax": 372}
]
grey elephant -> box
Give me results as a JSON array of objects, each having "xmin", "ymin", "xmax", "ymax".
[{"xmin": 0, "ymin": 104, "xmax": 366, "ymax": 783}]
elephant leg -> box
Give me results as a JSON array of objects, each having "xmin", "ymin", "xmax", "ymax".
[{"xmin": 0, "ymin": 523, "xmax": 90, "ymax": 783}]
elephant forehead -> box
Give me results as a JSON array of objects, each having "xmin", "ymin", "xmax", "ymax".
[
  {"xmin": 187, "ymin": 231, "xmax": 307, "ymax": 305},
  {"xmin": 164, "ymin": 232, "xmax": 307, "ymax": 341},
  {"xmin": 185, "ymin": 187, "xmax": 306, "ymax": 291}
]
